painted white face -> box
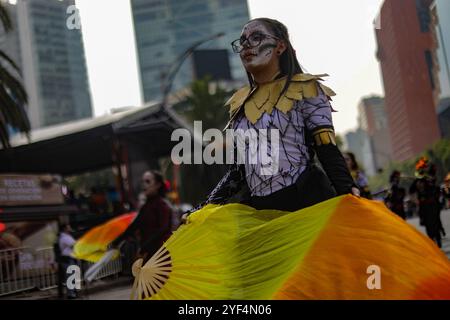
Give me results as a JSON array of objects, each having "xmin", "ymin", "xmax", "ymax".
[
  {"xmin": 239, "ymin": 21, "xmax": 279, "ymax": 74},
  {"xmin": 141, "ymin": 172, "xmax": 161, "ymax": 198}
]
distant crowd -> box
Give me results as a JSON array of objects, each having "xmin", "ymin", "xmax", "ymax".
[{"xmin": 344, "ymin": 153, "xmax": 449, "ymax": 248}]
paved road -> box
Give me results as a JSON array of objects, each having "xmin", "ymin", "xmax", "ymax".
[
  {"xmin": 407, "ymin": 208, "xmax": 450, "ymax": 258},
  {"xmin": 83, "ymin": 285, "xmax": 132, "ymax": 300}
]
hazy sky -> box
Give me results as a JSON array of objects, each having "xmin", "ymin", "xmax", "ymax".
[{"xmin": 75, "ymin": 0, "xmax": 384, "ymax": 135}]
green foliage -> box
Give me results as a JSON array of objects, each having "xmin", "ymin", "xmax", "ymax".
[
  {"xmin": 65, "ymin": 168, "xmax": 116, "ymax": 195},
  {"xmin": 369, "ymin": 139, "xmax": 450, "ymax": 191},
  {"xmin": 0, "ymin": 2, "xmax": 12, "ymax": 32},
  {"xmin": 172, "ymin": 77, "xmax": 232, "ymax": 204},
  {"xmin": 0, "ymin": 2, "xmax": 29, "ymax": 149},
  {"xmin": 178, "ymin": 76, "xmax": 230, "ymax": 130}
]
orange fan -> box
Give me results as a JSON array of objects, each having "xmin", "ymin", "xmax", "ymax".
[{"xmin": 73, "ymin": 212, "xmax": 137, "ymax": 263}]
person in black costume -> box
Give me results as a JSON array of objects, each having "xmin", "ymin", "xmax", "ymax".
[
  {"xmin": 409, "ymin": 158, "xmax": 445, "ymax": 248},
  {"xmin": 385, "ymin": 170, "xmax": 406, "ymax": 219}
]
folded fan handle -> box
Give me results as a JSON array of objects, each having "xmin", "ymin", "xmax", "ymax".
[
  {"xmin": 116, "ymin": 240, "xmax": 125, "ymax": 250},
  {"xmin": 84, "ymin": 250, "xmax": 115, "ymax": 282},
  {"xmin": 84, "ymin": 243, "xmax": 124, "ymax": 283},
  {"xmin": 109, "ymin": 239, "xmax": 125, "ymax": 250}
]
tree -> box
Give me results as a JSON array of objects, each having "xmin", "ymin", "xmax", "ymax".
[
  {"xmin": 65, "ymin": 167, "xmax": 116, "ymax": 195},
  {"xmin": 172, "ymin": 77, "xmax": 232, "ymax": 204},
  {"xmin": 180, "ymin": 76, "xmax": 230, "ymax": 130},
  {"xmin": 0, "ymin": 1, "xmax": 29, "ymax": 149},
  {"xmin": 368, "ymin": 139, "xmax": 450, "ymax": 192}
]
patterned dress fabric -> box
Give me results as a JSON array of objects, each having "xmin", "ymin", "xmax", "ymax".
[{"xmin": 232, "ymin": 89, "xmax": 334, "ymax": 196}]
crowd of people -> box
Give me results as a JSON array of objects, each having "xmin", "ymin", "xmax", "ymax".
[
  {"xmin": 403, "ymin": 158, "xmax": 448, "ymax": 248},
  {"xmin": 338, "ymin": 152, "xmax": 448, "ymax": 248},
  {"xmin": 64, "ymin": 186, "xmax": 123, "ymax": 215}
]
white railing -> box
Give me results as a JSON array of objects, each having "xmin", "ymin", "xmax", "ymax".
[
  {"xmin": 0, "ymin": 247, "xmax": 36, "ymax": 296},
  {"xmin": 34, "ymin": 247, "xmax": 58, "ymax": 290},
  {"xmin": 0, "ymin": 246, "xmax": 123, "ymax": 297},
  {"xmin": 85, "ymin": 257, "xmax": 122, "ymax": 281}
]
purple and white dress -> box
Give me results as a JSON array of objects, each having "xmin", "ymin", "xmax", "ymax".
[{"xmin": 232, "ymin": 91, "xmax": 334, "ymax": 197}]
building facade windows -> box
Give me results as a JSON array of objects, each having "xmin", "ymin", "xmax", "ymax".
[
  {"xmin": 416, "ymin": 0, "xmax": 432, "ymax": 32},
  {"xmin": 425, "ymin": 50, "xmax": 435, "ymax": 89},
  {"xmin": 131, "ymin": 0, "xmax": 250, "ymax": 103}
]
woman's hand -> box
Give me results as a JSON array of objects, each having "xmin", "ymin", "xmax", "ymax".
[{"xmin": 351, "ymin": 187, "xmax": 361, "ymax": 197}]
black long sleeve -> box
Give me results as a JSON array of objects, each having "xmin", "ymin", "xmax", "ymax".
[
  {"xmin": 314, "ymin": 143, "xmax": 355, "ymax": 195},
  {"xmin": 111, "ymin": 210, "xmax": 142, "ymax": 246},
  {"xmin": 187, "ymin": 164, "xmax": 247, "ymax": 214}
]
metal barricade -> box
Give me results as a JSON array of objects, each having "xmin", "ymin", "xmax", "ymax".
[
  {"xmin": 34, "ymin": 247, "xmax": 58, "ymax": 290},
  {"xmin": 84, "ymin": 256, "xmax": 122, "ymax": 281},
  {"xmin": 1, "ymin": 246, "xmax": 123, "ymax": 297},
  {"xmin": 0, "ymin": 247, "xmax": 35, "ymax": 296}
]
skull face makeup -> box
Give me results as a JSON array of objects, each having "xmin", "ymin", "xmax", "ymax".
[{"xmin": 239, "ymin": 21, "xmax": 282, "ymax": 77}]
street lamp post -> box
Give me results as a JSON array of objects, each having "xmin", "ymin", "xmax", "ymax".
[
  {"xmin": 160, "ymin": 32, "xmax": 225, "ymax": 109},
  {"xmin": 159, "ymin": 32, "xmax": 225, "ymax": 204}
]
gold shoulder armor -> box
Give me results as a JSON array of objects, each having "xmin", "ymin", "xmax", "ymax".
[{"xmin": 225, "ymin": 73, "xmax": 336, "ymax": 125}]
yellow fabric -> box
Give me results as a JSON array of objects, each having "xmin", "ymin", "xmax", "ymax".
[
  {"xmin": 274, "ymin": 197, "xmax": 450, "ymax": 299},
  {"xmin": 224, "ymin": 73, "xmax": 336, "ymax": 126},
  {"xmin": 131, "ymin": 197, "xmax": 341, "ymax": 300},
  {"xmin": 131, "ymin": 195, "xmax": 450, "ymax": 300}
]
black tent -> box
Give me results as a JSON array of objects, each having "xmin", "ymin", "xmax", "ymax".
[{"xmin": 0, "ymin": 103, "xmax": 192, "ymax": 176}]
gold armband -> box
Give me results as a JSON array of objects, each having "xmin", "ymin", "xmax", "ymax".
[{"xmin": 312, "ymin": 128, "xmax": 336, "ymax": 146}]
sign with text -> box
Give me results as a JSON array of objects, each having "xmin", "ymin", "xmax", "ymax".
[{"xmin": 0, "ymin": 174, "xmax": 64, "ymax": 206}]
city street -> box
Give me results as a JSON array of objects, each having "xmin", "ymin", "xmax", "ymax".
[
  {"xmin": 407, "ymin": 208, "xmax": 450, "ymax": 259},
  {"xmin": 84, "ymin": 284, "xmax": 132, "ymax": 300}
]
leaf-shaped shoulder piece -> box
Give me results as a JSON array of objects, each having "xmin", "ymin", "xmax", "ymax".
[
  {"xmin": 225, "ymin": 86, "xmax": 252, "ymax": 115},
  {"xmin": 225, "ymin": 73, "xmax": 336, "ymax": 125}
]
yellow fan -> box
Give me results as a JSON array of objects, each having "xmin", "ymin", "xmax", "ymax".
[{"xmin": 131, "ymin": 196, "xmax": 450, "ymax": 300}]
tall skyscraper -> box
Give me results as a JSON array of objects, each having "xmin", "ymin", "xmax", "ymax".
[
  {"xmin": 0, "ymin": 0, "xmax": 92, "ymax": 129},
  {"xmin": 431, "ymin": 0, "xmax": 450, "ymax": 138},
  {"xmin": 130, "ymin": 0, "xmax": 250, "ymax": 103},
  {"xmin": 358, "ymin": 96, "xmax": 392, "ymax": 174},
  {"xmin": 375, "ymin": 0, "xmax": 441, "ymax": 162},
  {"xmin": 344, "ymin": 128, "xmax": 370, "ymax": 173}
]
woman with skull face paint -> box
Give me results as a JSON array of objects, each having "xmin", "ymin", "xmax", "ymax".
[
  {"xmin": 186, "ymin": 18, "xmax": 358, "ymax": 214},
  {"xmin": 132, "ymin": 18, "xmax": 450, "ymax": 301}
]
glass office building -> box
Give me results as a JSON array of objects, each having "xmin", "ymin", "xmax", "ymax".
[
  {"xmin": 130, "ymin": 0, "xmax": 250, "ymax": 103},
  {"xmin": 433, "ymin": 0, "xmax": 450, "ymax": 101},
  {"xmin": 432, "ymin": 0, "xmax": 450, "ymax": 137},
  {"xmin": 0, "ymin": 0, "xmax": 92, "ymax": 129}
]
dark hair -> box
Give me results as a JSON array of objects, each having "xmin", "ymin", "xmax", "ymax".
[
  {"xmin": 58, "ymin": 223, "xmax": 71, "ymax": 235},
  {"xmin": 344, "ymin": 152, "xmax": 359, "ymax": 171},
  {"xmin": 244, "ymin": 18, "xmax": 303, "ymax": 97},
  {"xmin": 148, "ymin": 170, "xmax": 167, "ymax": 197},
  {"xmin": 389, "ymin": 170, "xmax": 401, "ymax": 183},
  {"xmin": 428, "ymin": 164, "xmax": 437, "ymax": 178}
]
